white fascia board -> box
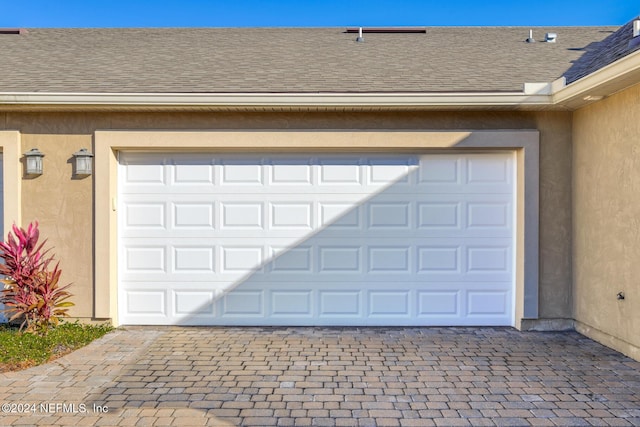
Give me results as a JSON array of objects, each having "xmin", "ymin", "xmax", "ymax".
[
  {"xmin": 0, "ymin": 92, "xmax": 552, "ymax": 108},
  {"xmin": 553, "ymin": 49, "xmax": 640, "ymax": 105}
]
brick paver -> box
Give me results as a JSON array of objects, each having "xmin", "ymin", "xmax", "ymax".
[{"xmin": 0, "ymin": 327, "xmax": 639, "ymax": 426}]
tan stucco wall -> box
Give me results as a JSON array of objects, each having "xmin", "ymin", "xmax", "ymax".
[
  {"xmin": 573, "ymin": 84, "xmax": 640, "ymax": 359},
  {"xmin": 2, "ymin": 111, "xmax": 573, "ymax": 323}
]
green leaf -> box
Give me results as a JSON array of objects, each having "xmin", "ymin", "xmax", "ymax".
[{"xmin": 55, "ymin": 302, "xmax": 75, "ymax": 308}]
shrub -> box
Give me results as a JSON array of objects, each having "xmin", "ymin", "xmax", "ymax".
[{"xmin": 0, "ymin": 221, "xmax": 74, "ymax": 334}]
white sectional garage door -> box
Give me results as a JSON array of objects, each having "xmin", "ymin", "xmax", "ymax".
[{"xmin": 118, "ymin": 152, "xmax": 515, "ymax": 326}]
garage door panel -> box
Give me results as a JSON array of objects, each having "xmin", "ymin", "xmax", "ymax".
[
  {"xmin": 466, "ymin": 156, "xmax": 513, "ymax": 184},
  {"xmin": 124, "ymin": 163, "xmax": 167, "ymax": 185},
  {"xmin": 119, "ymin": 152, "xmax": 515, "ymax": 326},
  {"xmin": 319, "ymin": 291, "xmax": 363, "ymax": 316},
  {"xmin": 119, "ymin": 283, "xmax": 512, "ymax": 326},
  {"xmin": 467, "ymin": 244, "xmax": 511, "ymax": 273},
  {"xmin": 122, "ymin": 228, "xmax": 513, "ymax": 239},
  {"xmin": 368, "ymin": 247, "xmax": 411, "ymax": 273},
  {"xmin": 311, "ymin": 226, "xmax": 513, "ymax": 240},
  {"xmin": 221, "ymin": 290, "xmax": 264, "ymax": 316},
  {"xmin": 367, "ymin": 202, "xmax": 411, "ymax": 229},
  {"xmin": 221, "ymin": 246, "xmax": 265, "ymax": 274},
  {"xmin": 121, "ymin": 279, "xmax": 512, "ymax": 320},
  {"xmin": 173, "ymin": 246, "xmax": 216, "ymax": 273},
  {"xmin": 319, "ymin": 202, "xmax": 361, "ymax": 228},
  {"xmin": 119, "ymin": 238, "xmax": 513, "ymax": 283},
  {"xmin": 125, "ymin": 202, "xmax": 167, "ymax": 229},
  {"xmin": 123, "ymin": 289, "xmax": 167, "ymax": 316},
  {"xmin": 122, "ymin": 284, "xmax": 222, "ymax": 319},
  {"xmin": 122, "ymin": 181, "xmax": 513, "ymax": 196},
  {"xmin": 270, "ymin": 291, "xmax": 313, "ymax": 317},
  {"xmin": 123, "ymin": 245, "xmax": 167, "ymax": 273},
  {"xmin": 418, "ymin": 155, "xmax": 461, "ymax": 183},
  {"xmin": 220, "ymin": 202, "xmax": 264, "ymax": 229},
  {"xmin": 122, "ymin": 240, "xmax": 212, "ymax": 274},
  {"xmin": 120, "ymin": 206, "xmax": 512, "ymax": 238},
  {"xmin": 173, "ymin": 290, "xmax": 216, "ymax": 315},
  {"xmin": 270, "ymin": 202, "xmax": 314, "ymax": 229},
  {"xmin": 467, "ymin": 291, "xmax": 509, "ymax": 315},
  {"xmin": 173, "ymin": 202, "xmax": 215, "ymax": 229},
  {"xmin": 269, "ymin": 163, "xmax": 313, "ymax": 186},
  {"xmin": 369, "ymin": 291, "xmax": 411, "ymax": 316},
  {"xmin": 269, "ymin": 246, "xmax": 313, "ymax": 272},
  {"xmin": 318, "ymin": 246, "xmax": 362, "ymax": 273},
  {"xmin": 219, "ymin": 282, "xmax": 512, "ymax": 325},
  {"xmin": 318, "ymin": 158, "xmax": 362, "ymax": 185},
  {"xmin": 418, "ymin": 291, "xmax": 461, "ymax": 317},
  {"xmin": 173, "ymin": 161, "xmax": 215, "ymax": 185}
]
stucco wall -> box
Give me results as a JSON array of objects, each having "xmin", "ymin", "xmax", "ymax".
[
  {"xmin": 1, "ymin": 110, "xmax": 572, "ymax": 323},
  {"xmin": 573, "ymin": 84, "xmax": 640, "ymax": 359}
]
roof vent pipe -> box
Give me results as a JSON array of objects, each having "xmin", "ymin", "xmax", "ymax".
[
  {"xmin": 634, "ymin": 20, "xmax": 640, "ymax": 38},
  {"xmin": 545, "ymin": 32, "xmax": 557, "ymax": 43},
  {"xmin": 526, "ymin": 29, "xmax": 535, "ymax": 43},
  {"xmin": 356, "ymin": 27, "xmax": 364, "ymax": 42}
]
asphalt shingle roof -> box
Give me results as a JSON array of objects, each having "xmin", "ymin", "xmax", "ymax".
[
  {"xmin": 564, "ymin": 19, "xmax": 640, "ymax": 84},
  {"xmin": 0, "ymin": 25, "xmax": 631, "ymax": 94}
]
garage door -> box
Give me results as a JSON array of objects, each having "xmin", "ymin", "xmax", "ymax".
[{"xmin": 118, "ymin": 152, "xmax": 515, "ymax": 326}]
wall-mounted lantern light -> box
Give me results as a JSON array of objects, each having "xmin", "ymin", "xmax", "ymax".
[
  {"xmin": 73, "ymin": 148, "xmax": 94, "ymax": 176},
  {"xmin": 24, "ymin": 148, "xmax": 44, "ymax": 175}
]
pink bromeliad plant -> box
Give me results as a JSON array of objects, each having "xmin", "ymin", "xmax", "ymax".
[{"xmin": 0, "ymin": 221, "xmax": 74, "ymax": 334}]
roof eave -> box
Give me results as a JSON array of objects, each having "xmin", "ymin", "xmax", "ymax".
[
  {"xmin": 0, "ymin": 92, "xmax": 558, "ymax": 112},
  {"xmin": 553, "ymin": 48, "xmax": 640, "ymax": 109}
]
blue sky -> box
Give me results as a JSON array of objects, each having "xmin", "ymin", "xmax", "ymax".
[{"xmin": 1, "ymin": 0, "xmax": 637, "ymax": 28}]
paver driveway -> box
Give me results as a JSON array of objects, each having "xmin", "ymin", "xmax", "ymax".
[{"xmin": 1, "ymin": 327, "xmax": 639, "ymax": 426}]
